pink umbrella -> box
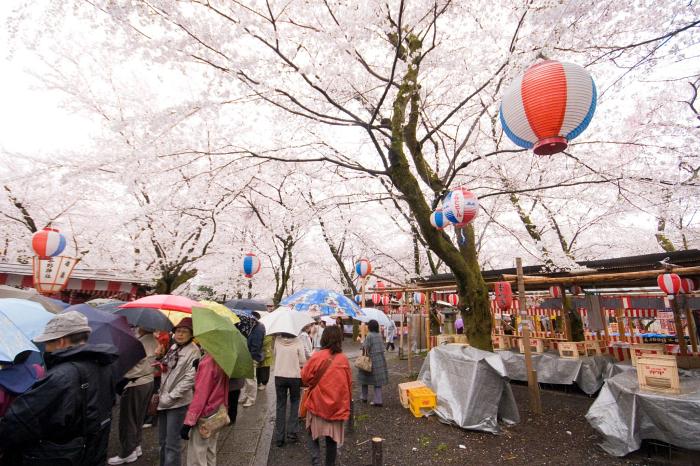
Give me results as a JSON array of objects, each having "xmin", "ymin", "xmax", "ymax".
[{"xmin": 119, "ymin": 294, "xmax": 200, "ymax": 313}]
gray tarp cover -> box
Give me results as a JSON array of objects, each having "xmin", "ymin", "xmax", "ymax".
[
  {"xmin": 497, "ymin": 350, "xmax": 614, "ymax": 395},
  {"xmin": 586, "ymin": 370, "xmax": 700, "ymax": 456},
  {"xmin": 418, "ymin": 345, "xmax": 520, "ymax": 433}
]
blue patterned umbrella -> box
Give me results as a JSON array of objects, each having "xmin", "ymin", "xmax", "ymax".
[{"xmin": 281, "ymin": 289, "xmax": 359, "ymax": 318}]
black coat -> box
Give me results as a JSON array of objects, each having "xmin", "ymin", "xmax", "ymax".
[
  {"xmin": 0, "ymin": 343, "xmax": 118, "ymax": 466},
  {"xmin": 247, "ymin": 322, "xmax": 266, "ymax": 363}
]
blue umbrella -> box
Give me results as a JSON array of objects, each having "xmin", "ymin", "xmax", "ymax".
[
  {"xmin": 63, "ymin": 304, "xmax": 146, "ymax": 378},
  {"xmin": 224, "ymin": 298, "xmax": 268, "ymax": 312},
  {"xmin": 0, "ymin": 314, "xmax": 38, "ymax": 363},
  {"xmin": 0, "ymin": 298, "xmax": 54, "ymax": 340},
  {"xmin": 222, "ymin": 306, "xmax": 257, "ymax": 337},
  {"xmin": 281, "ymin": 288, "xmax": 360, "ymax": 318},
  {"xmin": 0, "ymin": 351, "xmax": 44, "ymax": 394},
  {"xmin": 94, "ymin": 300, "xmax": 127, "ymax": 314},
  {"xmin": 113, "ymin": 307, "xmax": 173, "ymax": 332}
]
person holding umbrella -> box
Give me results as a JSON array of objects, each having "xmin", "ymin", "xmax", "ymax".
[
  {"xmin": 108, "ymin": 326, "xmax": 159, "ymax": 465},
  {"xmin": 157, "ymin": 317, "xmax": 201, "ymax": 466}
]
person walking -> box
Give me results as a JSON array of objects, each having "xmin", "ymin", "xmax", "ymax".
[
  {"xmin": 299, "ymin": 324, "xmax": 313, "ymax": 359},
  {"xmin": 385, "ymin": 320, "xmax": 396, "ymax": 351},
  {"xmin": 180, "ymin": 353, "xmax": 229, "ymax": 466},
  {"xmin": 272, "ymin": 333, "xmax": 306, "ymax": 448},
  {"xmin": 240, "ymin": 312, "xmax": 265, "ymax": 408},
  {"xmin": 0, "ymin": 311, "xmax": 118, "ymax": 466},
  {"xmin": 357, "ymin": 319, "xmax": 389, "ymax": 407},
  {"xmin": 108, "ymin": 326, "xmax": 159, "ymax": 465},
  {"xmin": 257, "ymin": 335, "xmax": 273, "ymax": 390},
  {"xmin": 157, "ymin": 317, "xmax": 200, "ymax": 466},
  {"xmin": 312, "ymin": 321, "xmax": 325, "ymax": 352},
  {"xmin": 301, "ymin": 326, "xmax": 352, "ymax": 466}
]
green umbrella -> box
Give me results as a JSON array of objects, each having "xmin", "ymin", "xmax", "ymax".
[{"xmin": 192, "ymin": 305, "xmax": 254, "ymax": 378}]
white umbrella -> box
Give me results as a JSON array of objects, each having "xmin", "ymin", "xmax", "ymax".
[
  {"xmin": 355, "ymin": 308, "xmax": 392, "ymax": 328},
  {"xmin": 259, "ymin": 308, "xmax": 314, "ymax": 336}
]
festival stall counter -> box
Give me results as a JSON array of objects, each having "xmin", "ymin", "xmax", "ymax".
[
  {"xmin": 497, "ymin": 349, "xmax": 614, "ymax": 395},
  {"xmin": 417, "ymin": 344, "xmax": 520, "ymax": 433},
  {"xmin": 586, "ymin": 369, "xmax": 700, "ymax": 457}
]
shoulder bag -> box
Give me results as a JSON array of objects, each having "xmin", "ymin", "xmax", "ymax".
[
  {"xmin": 21, "ymin": 363, "xmax": 88, "ymax": 466},
  {"xmin": 355, "ymin": 346, "xmax": 372, "ymax": 373},
  {"xmin": 197, "ymin": 404, "xmax": 230, "ymax": 439},
  {"xmin": 298, "ymin": 354, "xmax": 335, "ymax": 419}
]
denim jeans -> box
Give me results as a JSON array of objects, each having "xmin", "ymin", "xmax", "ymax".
[
  {"xmin": 274, "ymin": 376, "xmax": 301, "ymax": 442},
  {"xmin": 158, "ymin": 405, "xmax": 187, "ymax": 466}
]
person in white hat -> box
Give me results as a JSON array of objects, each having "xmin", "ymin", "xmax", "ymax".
[{"xmin": 0, "ymin": 311, "xmax": 119, "ymax": 466}]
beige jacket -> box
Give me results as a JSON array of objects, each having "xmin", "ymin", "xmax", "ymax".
[
  {"xmin": 273, "ymin": 336, "xmax": 306, "ymax": 378},
  {"xmin": 158, "ymin": 341, "xmax": 201, "ymax": 410},
  {"xmin": 124, "ymin": 333, "xmax": 158, "ymax": 389}
]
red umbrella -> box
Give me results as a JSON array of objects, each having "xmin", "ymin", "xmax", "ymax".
[{"xmin": 119, "ymin": 294, "xmax": 199, "ymax": 313}]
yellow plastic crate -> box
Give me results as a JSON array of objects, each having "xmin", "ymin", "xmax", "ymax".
[
  {"xmin": 408, "ymin": 387, "xmax": 436, "ymax": 410},
  {"xmin": 398, "ymin": 381, "xmax": 426, "ymax": 408}
]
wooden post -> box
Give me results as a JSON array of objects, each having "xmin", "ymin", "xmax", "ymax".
[
  {"xmin": 371, "ymin": 437, "xmax": 384, "ymax": 466},
  {"xmin": 601, "ymin": 305, "xmax": 610, "ymax": 345},
  {"xmin": 561, "ymin": 287, "xmax": 572, "ymax": 341},
  {"xmin": 516, "ymin": 257, "xmax": 542, "ymax": 415},
  {"xmin": 615, "ymin": 309, "xmax": 625, "ymax": 343},
  {"xmin": 361, "ymin": 277, "xmax": 367, "ymax": 308},
  {"xmin": 670, "ymin": 296, "xmax": 689, "ymax": 355},
  {"xmin": 348, "ymin": 398, "xmax": 354, "ymax": 432},
  {"xmin": 685, "ymin": 300, "xmax": 698, "ymax": 353},
  {"xmin": 425, "ymin": 299, "xmax": 431, "ymax": 351},
  {"xmin": 627, "ymin": 316, "xmax": 636, "ymax": 343},
  {"xmin": 407, "ymin": 314, "xmax": 412, "ymax": 375}
]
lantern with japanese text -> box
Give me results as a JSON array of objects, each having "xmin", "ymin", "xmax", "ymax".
[
  {"xmin": 447, "ymin": 294, "xmax": 459, "ymax": 306},
  {"xmin": 442, "ymin": 187, "xmax": 479, "ymax": 226},
  {"xmin": 413, "ymin": 292, "xmax": 426, "ymax": 305},
  {"xmin": 430, "ymin": 209, "xmax": 451, "ymax": 230},
  {"xmin": 500, "ymin": 60, "xmax": 597, "ymax": 156},
  {"xmin": 31, "ymin": 227, "xmax": 66, "ymax": 259},
  {"xmin": 679, "ymin": 278, "xmax": 695, "ymax": 294},
  {"xmin": 494, "ymin": 281, "xmax": 513, "ymax": 310},
  {"xmin": 657, "ymin": 273, "xmax": 681, "ymax": 298},
  {"xmin": 242, "ymin": 253, "xmax": 261, "ymax": 278},
  {"xmin": 549, "ymin": 286, "xmax": 562, "ymax": 299},
  {"xmin": 355, "ymin": 259, "xmax": 372, "ymax": 278}
]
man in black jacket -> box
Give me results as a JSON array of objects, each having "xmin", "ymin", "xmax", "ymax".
[{"xmin": 0, "ymin": 311, "xmax": 118, "ymax": 466}]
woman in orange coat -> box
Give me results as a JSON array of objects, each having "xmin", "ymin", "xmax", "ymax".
[{"xmin": 300, "ymin": 325, "xmax": 351, "ymax": 466}]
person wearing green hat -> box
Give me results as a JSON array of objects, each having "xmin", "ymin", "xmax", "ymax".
[{"xmin": 156, "ymin": 317, "xmax": 200, "ymax": 466}]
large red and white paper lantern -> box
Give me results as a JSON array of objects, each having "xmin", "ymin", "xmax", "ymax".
[
  {"xmin": 371, "ymin": 293, "xmax": 382, "ymax": 304},
  {"xmin": 679, "ymin": 278, "xmax": 695, "ymax": 294},
  {"xmin": 657, "ymin": 273, "xmax": 682, "ymax": 297},
  {"xmin": 31, "ymin": 227, "xmax": 66, "ymax": 258},
  {"xmin": 355, "ymin": 259, "xmax": 372, "ymax": 278},
  {"xmin": 447, "ymin": 294, "xmax": 459, "ymax": 306},
  {"xmin": 494, "ymin": 281, "xmax": 513, "ymax": 310},
  {"xmin": 500, "ymin": 60, "xmax": 597, "ymax": 156},
  {"xmin": 430, "ymin": 209, "xmax": 451, "ymax": 230},
  {"xmin": 549, "ymin": 286, "xmax": 562, "ymax": 299},
  {"xmin": 413, "ymin": 292, "xmax": 426, "ymax": 305},
  {"xmin": 242, "ymin": 253, "xmax": 261, "ymax": 278},
  {"xmin": 381, "ymin": 295, "xmax": 391, "ymax": 306},
  {"xmin": 443, "ymin": 187, "xmax": 479, "ymax": 226}
]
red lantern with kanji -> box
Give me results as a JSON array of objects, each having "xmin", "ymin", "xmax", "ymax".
[
  {"xmin": 679, "ymin": 278, "xmax": 696, "ymax": 294},
  {"xmin": 494, "ymin": 281, "xmax": 513, "ymax": 310},
  {"xmin": 549, "ymin": 286, "xmax": 562, "ymax": 299},
  {"xmin": 657, "ymin": 273, "xmax": 681, "ymax": 297},
  {"xmin": 447, "ymin": 294, "xmax": 459, "ymax": 306}
]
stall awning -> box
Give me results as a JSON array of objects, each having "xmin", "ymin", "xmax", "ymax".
[{"xmin": 0, "ymin": 273, "xmax": 138, "ymax": 297}]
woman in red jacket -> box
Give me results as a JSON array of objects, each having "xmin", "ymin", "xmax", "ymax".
[{"xmin": 300, "ymin": 325, "xmax": 351, "ymax": 466}]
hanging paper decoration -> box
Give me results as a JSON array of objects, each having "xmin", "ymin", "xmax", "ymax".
[
  {"xmin": 442, "ymin": 187, "xmax": 479, "ymax": 226},
  {"xmin": 657, "ymin": 273, "xmax": 681, "ymax": 298},
  {"xmin": 381, "ymin": 295, "xmax": 391, "ymax": 306},
  {"xmin": 355, "ymin": 259, "xmax": 372, "ymax": 278},
  {"xmin": 241, "ymin": 252, "xmax": 261, "ymax": 278},
  {"xmin": 500, "ymin": 60, "xmax": 597, "ymax": 156},
  {"xmin": 430, "ymin": 209, "xmax": 451, "ymax": 230},
  {"xmin": 430, "ymin": 292, "xmax": 438, "ymax": 302},
  {"xmin": 394, "ymin": 291, "xmax": 403, "ymax": 301},
  {"xmin": 549, "ymin": 286, "xmax": 562, "ymax": 299},
  {"xmin": 570, "ymin": 285, "xmax": 583, "ymax": 295},
  {"xmin": 354, "ymin": 295, "xmax": 362, "ymax": 304},
  {"xmin": 494, "ymin": 281, "xmax": 513, "ymax": 310},
  {"xmin": 375, "ymin": 281, "xmax": 386, "ymax": 291},
  {"xmin": 371, "ymin": 293, "xmax": 382, "ymax": 304},
  {"xmin": 447, "ymin": 294, "xmax": 459, "ymax": 306},
  {"xmin": 413, "ymin": 292, "xmax": 426, "ymax": 305},
  {"xmin": 680, "ymin": 278, "xmax": 696, "ymax": 294},
  {"xmin": 31, "ymin": 227, "xmax": 66, "ymax": 258}
]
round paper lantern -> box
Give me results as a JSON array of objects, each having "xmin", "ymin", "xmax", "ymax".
[
  {"xmin": 371, "ymin": 293, "xmax": 382, "ymax": 304},
  {"xmin": 375, "ymin": 281, "xmax": 386, "ymax": 291},
  {"xmin": 500, "ymin": 60, "xmax": 597, "ymax": 155},
  {"xmin": 442, "ymin": 187, "xmax": 479, "ymax": 226},
  {"xmin": 657, "ymin": 273, "xmax": 681, "ymax": 296},
  {"xmin": 494, "ymin": 281, "xmax": 513, "ymax": 310},
  {"xmin": 31, "ymin": 227, "xmax": 66, "ymax": 258},
  {"xmin": 381, "ymin": 295, "xmax": 391, "ymax": 306},
  {"xmin": 413, "ymin": 292, "xmax": 426, "ymax": 305},
  {"xmin": 394, "ymin": 291, "xmax": 403, "ymax": 301},
  {"xmin": 549, "ymin": 286, "xmax": 562, "ymax": 299},
  {"xmin": 680, "ymin": 278, "xmax": 696, "ymax": 294},
  {"xmin": 355, "ymin": 259, "xmax": 372, "ymax": 278},
  {"xmin": 447, "ymin": 294, "xmax": 459, "ymax": 306},
  {"xmin": 241, "ymin": 252, "xmax": 261, "ymax": 278},
  {"xmin": 354, "ymin": 295, "xmax": 362, "ymax": 304},
  {"xmin": 430, "ymin": 209, "xmax": 451, "ymax": 230},
  {"xmin": 570, "ymin": 285, "xmax": 583, "ymax": 295}
]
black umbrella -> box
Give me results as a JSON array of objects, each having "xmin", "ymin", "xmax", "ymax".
[
  {"xmin": 223, "ymin": 298, "xmax": 268, "ymax": 312},
  {"xmin": 114, "ymin": 307, "xmax": 173, "ymax": 332},
  {"xmin": 95, "ymin": 300, "xmax": 127, "ymax": 314}
]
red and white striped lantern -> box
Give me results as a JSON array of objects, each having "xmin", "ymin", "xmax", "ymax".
[
  {"xmin": 679, "ymin": 278, "xmax": 696, "ymax": 294},
  {"xmin": 413, "ymin": 292, "xmax": 426, "ymax": 305},
  {"xmin": 381, "ymin": 295, "xmax": 391, "ymax": 306},
  {"xmin": 371, "ymin": 293, "xmax": 382, "ymax": 304},
  {"xmin": 657, "ymin": 273, "xmax": 682, "ymax": 298},
  {"xmin": 447, "ymin": 294, "xmax": 459, "ymax": 306},
  {"xmin": 549, "ymin": 286, "xmax": 562, "ymax": 299},
  {"xmin": 375, "ymin": 280, "xmax": 386, "ymax": 291}
]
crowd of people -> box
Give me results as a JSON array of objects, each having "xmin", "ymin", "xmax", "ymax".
[{"xmin": 0, "ymin": 301, "xmax": 396, "ymax": 466}]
